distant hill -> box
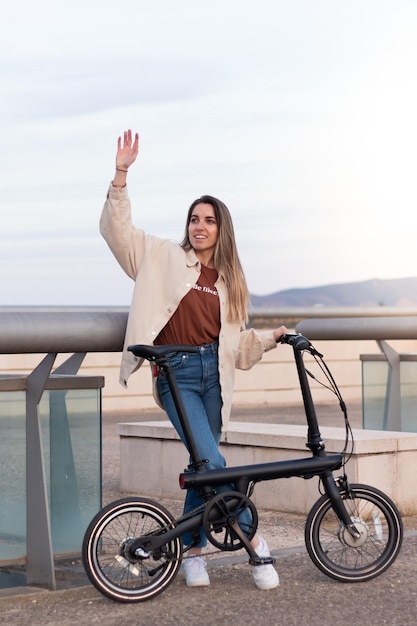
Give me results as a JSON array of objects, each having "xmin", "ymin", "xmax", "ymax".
[{"xmin": 250, "ymin": 277, "xmax": 417, "ymax": 308}]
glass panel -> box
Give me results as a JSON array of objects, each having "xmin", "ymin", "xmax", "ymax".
[
  {"xmin": 362, "ymin": 360, "xmax": 390, "ymax": 430},
  {"xmin": 400, "ymin": 361, "xmax": 417, "ymax": 432},
  {"xmin": 0, "ymin": 391, "xmax": 26, "ymax": 562},
  {"xmin": 39, "ymin": 388, "xmax": 102, "ymax": 555}
]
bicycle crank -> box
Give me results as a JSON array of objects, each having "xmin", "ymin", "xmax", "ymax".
[{"xmin": 202, "ymin": 491, "xmax": 258, "ymax": 551}]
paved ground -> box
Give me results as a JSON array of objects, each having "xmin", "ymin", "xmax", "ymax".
[
  {"xmin": 1, "ymin": 401, "xmax": 417, "ymax": 625},
  {"xmin": 1, "ymin": 532, "xmax": 417, "ymax": 626}
]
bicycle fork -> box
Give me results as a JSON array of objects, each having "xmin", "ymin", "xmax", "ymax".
[{"xmin": 321, "ymin": 471, "xmax": 361, "ymax": 539}]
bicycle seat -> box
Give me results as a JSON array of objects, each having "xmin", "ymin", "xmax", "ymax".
[{"xmin": 128, "ymin": 344, "xmax": 200, "ymax": 361}]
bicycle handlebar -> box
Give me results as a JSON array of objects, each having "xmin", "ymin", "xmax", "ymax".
[{"xmin": 278, "ymin": 333, "xmax": 323, "ymax": 357}]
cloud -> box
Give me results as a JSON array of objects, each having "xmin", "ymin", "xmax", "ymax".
[
  {"xmin": 0, "ymin": 232, "xmax": 134, "ymax": 306},
  {"xmin": 1, "ymin": 0, "xmax": 417, "ymax": 305},
  {"xmin": 1, "ymin": 55, "xmax": 235, "ymax": 122}
]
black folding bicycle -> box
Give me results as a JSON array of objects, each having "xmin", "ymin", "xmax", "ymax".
[{"xmin": 82, "ymin": 333, "xmax": 403, "ymax": 602}]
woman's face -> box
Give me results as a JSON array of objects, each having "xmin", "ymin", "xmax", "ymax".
[{"xmin": 188, "ymin": 202, "xmax": 218, "ymax": 265}]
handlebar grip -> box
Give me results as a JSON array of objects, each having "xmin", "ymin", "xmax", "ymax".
[
  {"xmin": 288, "ymin": 334, "xmax": 312, "ymax": 351},
  {"xmin": 277, "ymin": 333, "xmax": 308, "ymax": 348},
  {"xmin": 278, "ymin": 333, "xmax": 322, "ymax": 356}
]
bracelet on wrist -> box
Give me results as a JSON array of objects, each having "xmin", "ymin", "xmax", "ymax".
[{"xmin": 116, "ymin": 167, "xmax": 128, "ymax": 173}]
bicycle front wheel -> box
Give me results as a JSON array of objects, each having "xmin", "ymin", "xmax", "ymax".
[
  {"xmin": 305, "ymin": 483, "xmax": 403, "ymax": 582},
  {"xmin": 82, "ymin": 497, "xmax": 183, "ymax": 602}
]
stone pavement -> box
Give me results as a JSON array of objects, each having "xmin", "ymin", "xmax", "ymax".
[
  {"xmin": 1, "ymin": 532, "xmax": 417, "ymax": 626},
  {"xmin": 1, "ymin": 402, "xmax": 417, "ymax": 625}
]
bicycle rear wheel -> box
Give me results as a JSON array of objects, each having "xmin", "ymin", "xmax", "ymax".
[
  {"xmin": 305, "ymin": 483, "xmax": 403, "ymax": 582},
  {"xmin": 82, "ymin": 497, "xmax": 182, "ymax": 602}
]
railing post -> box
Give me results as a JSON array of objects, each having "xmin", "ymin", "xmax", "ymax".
[
  {"xmin": 377, "ymin": 340, "xmax": 401, "ymax": 431},
  {"xmin": 26, "ymin": 353, "xmax": 57, "ymax": 590}
]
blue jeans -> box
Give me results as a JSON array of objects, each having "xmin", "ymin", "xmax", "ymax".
[{"xmin": 156, "ymin": 342, "xmax": 252, "ymax": 548}]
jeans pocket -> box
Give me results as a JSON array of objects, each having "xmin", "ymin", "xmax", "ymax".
[{"xmin": 163, "ymin": 352, "xmax": 190, "ymax": 371}]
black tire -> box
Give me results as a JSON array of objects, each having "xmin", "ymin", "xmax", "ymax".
[
  {"xmin": 82, "ymin": 497, "xmax": 182, "ymax": 602},
  {"xmin": 305, "ymin": 483, "xmax": 403, "ymax": 582}
]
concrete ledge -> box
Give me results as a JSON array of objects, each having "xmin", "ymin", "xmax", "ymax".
[{"xmin": 118, "ymin": 421, "xmax": 417, "ymax": 516}]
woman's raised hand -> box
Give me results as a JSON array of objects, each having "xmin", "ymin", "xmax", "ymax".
[
  {"xmin": 112, "ymin": 130, "xmax": 139, "ymax": 187},
  {"xmin": 116, "ymin": 129, "xmax": 139, "ymax": 170}
]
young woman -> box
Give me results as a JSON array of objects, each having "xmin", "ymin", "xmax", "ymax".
[{"xmin": 100, "ymin": 129, "xmax": 288, "ymax": 590}]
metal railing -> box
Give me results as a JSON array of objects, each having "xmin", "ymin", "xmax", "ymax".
[{"xmin": 2, "ymin": 306, "xmax": 417, "ymax": 589}]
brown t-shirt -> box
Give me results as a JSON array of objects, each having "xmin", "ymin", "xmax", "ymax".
[{"xmin": 155, "ymin": 264, "xmax": 220, "ymax": 345}]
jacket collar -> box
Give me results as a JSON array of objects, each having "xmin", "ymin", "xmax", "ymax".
[
  {"xmin": 185, "ymin": 247, "xmax": 201, "ymax": 268},
  {"xmin": 184, "ymin": 246, "xmax": 225, "ymax": 282}
]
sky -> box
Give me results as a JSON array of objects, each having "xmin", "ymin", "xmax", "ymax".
[{"xmin": 1, "ymin": 0, "xmax": 417, "ymax": 306}]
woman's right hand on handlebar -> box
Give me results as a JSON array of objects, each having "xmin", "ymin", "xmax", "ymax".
[{"xmin": 273, "ymin": 325, "xmax": 288, "ymax": 342}]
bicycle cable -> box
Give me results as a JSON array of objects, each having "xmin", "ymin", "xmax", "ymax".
[{"xmin": 304, "ymin": 347, "xmax": 355, "ymax": 467}]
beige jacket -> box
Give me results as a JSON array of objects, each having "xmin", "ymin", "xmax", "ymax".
[{"xmin": 100, "ymin": 184, "xmax": 277, "ymax": 429}]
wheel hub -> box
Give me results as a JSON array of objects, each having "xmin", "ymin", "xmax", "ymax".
[{"xmin": 339, "ymin": 516, "xmax": 369, "ymax": 547}]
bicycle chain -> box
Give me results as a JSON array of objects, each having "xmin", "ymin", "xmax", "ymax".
[{"xmin": 148, "ymin": 500, "xmax": 247, "ymax": 562}]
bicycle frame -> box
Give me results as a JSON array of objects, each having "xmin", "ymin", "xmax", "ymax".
[
  {"xmin": 127, "ymin": 334, "xmax": 357, "ymax": 556},
  {"xmin": 83, "ymin": 333, "xmax": 403, "ymax": 601}
]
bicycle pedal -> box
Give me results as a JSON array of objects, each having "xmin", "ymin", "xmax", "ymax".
[{"xmin": 249, "ymin": 556, "xmax": 276, "ymax": 566}]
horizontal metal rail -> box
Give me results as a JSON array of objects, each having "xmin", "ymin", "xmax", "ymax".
[
  {"xmin": 0, "ymin": 308, "xmax": 128, "ymax": 353},
  {"xmin": 2, "ymin": 306, "xmax": 417, "ymax": 354},
  {"xmin": 296, "ymin": 316, "xmax": 417, "ymax": 340}
]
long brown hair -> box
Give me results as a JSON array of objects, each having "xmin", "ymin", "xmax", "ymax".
[{"xmin": 180, "ymin": 195, "xmax": 249, "ymax": 322}]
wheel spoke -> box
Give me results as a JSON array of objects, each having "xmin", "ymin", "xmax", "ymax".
[
  {"xmin": 82, "ymin": 498, "xmax": 182, "ymax": 602},
  {"xmin": 305, "ymin": 484, "xmax": 403, "ymax": 582}
]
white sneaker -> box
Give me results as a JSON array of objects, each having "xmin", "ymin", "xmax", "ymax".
[
  {"xmin": 182, "ymin": 556, "xmax": 210, "ymax": 587},
  {"xmin": 251, "ymin": 537, "xmax": 279, "ymax": 590}
]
